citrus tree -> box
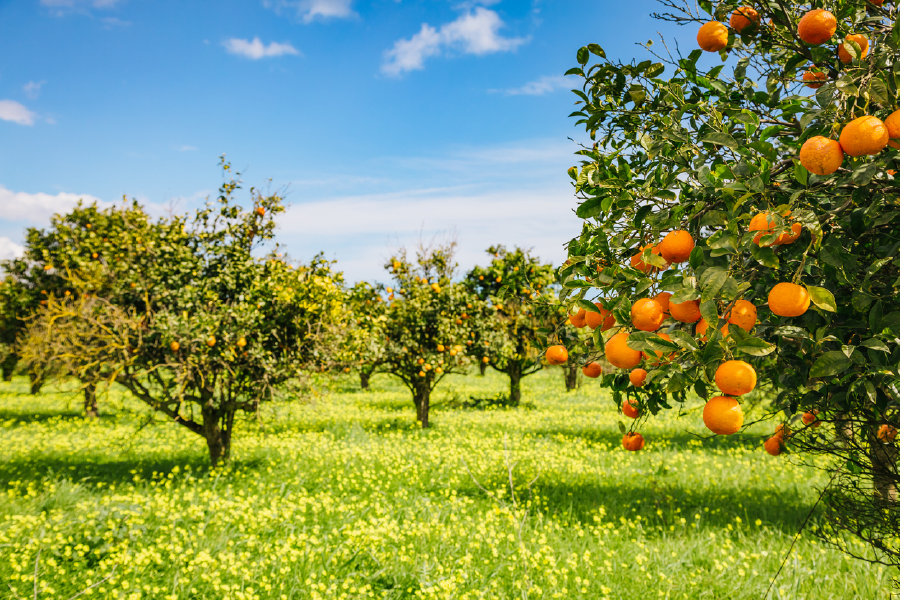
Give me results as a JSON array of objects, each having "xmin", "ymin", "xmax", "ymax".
[
  {"xmin": 465, "ymin": 246, "xmax": 556, "ymax": 404},
  {"xmin": 379, "ymin": 240, "xmax": 487, "ymax": 427},
  {"xmin": 23, "ymin": 160, "xmax": 345, "ymax": 466},
  {"xmin": 559, "ymin": 0, "xmax": 900, "ymax": 564},
  {"xmin": 339, "ymin": 280, "xmax": 388, "ymax": 389}
]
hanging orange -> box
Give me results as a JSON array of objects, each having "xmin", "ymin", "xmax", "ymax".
[
  {"xmin": 605, "ymin": 332, "xmax": 642, "ymax": 369},
  {"xmin": 670, "ymin": 299, "xmax": 701, "ymax": 323},
  {"xmin": 714, "ymin": 360, "xmax": 757, "ymax": 396},
  {"xmin": 659, "ymin": 230, "xmax": 695, "ymax": 264},
  {"xmin": 631, "ymin": 298, "xmax": 665, "ymax": 332}
]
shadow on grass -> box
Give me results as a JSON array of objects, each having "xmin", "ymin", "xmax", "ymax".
[{"xmin": 0, "ymin": 408, "xmax": 110, "ymax": 425}]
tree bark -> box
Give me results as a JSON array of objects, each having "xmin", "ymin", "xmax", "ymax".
[
  {"xmin": 508, "ymin": 361, "xmax": 522, "ymax": 407},
  {"xmin": 360, "ymin": 370, "xmax": 371, "ymax": 390},
  {"xmin": 564, "ymin": 364, "xmax": 580, "ymax": 391},
  {"xmin": 83, "ymin": 383, "xmax": 99, "ymax": 419},
  {"xmin": 413, "ymin": 380, "xmax": 432, "ymax": 428},
  {"xmin": 479, "ymin": 360, "xmax": 487, "ymax": 376},
  {"xmin": 202, "ymin": 404, "xmax": 235, "ymax": 468},
  {"xmin": 29, "ymin": 371, "xmax": 44, "ymax": 395},
  {"xmin": 1, "ymin": 353, "xmax": 17, "ymax": 381}
]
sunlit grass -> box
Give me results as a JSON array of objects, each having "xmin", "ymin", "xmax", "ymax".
[{"xmin": 0, "ymin": 370, "xmax": 890, "ymax": 599}]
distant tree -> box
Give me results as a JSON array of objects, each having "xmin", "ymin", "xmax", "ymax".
[
  {"xmin": 339, "ymin": 280, "xmax": 388, "ymax": 389},
  {"xmin": 466, "ymin": 246, "xmax": 556, "ymax": 405},
  {"xmin": 378, "ymin": 239, "xmax": 487, "ymax": 427}
]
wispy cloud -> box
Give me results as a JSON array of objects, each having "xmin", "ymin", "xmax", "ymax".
[
  {"xmin": 0, "ymin": 237, "xmax": 25, "ymax": 262},
  {"xmin": 496, "ymin": 74, "xmax": 572, "ymax": 96},
  {"xmin": 382, "ymin": 7, "xmax": 528, "ymax": 76},
  {"xmin": 223, "ymin": 37, "xmax": 300, "ymax": 59},
  {"xmin": 40, "ymin": 0, "xmax": 124, "ymax": 14},
  {"xmin": 264, "ymin": 0, "xmax": 356, "ymax": 23},
  {"xmin": 23, "ymin": 81, "xmax": 46, "ymax": 100},
  {"xmin": 176, "ymin": 145, "xmax": 198, "ymax": 152},
  {"xmin": 0, "ymin": 185, "xmax": 108, "ymax": 223},
  {"xmin": 0, "ymin": 100, "xmax": 37, "ymax": 126}
]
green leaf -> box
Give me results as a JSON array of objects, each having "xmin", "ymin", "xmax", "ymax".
[
  {"xmin": 700, "ymin": 300, "xmax": 718, "ymax": 328},
  {"xmin": 587, "ymin": 43, "xmax": 606, "ymax": 58},
  {"xmin": 670, "ymin": 286, "xmax": 701, "ymax": 304},
  {"xmin": 793, "ymin": 162, "xmax": 808, "ymax": 186},
  {"xmin": 735, "ymin": 337, "xmax": 776, "ymax": 357},
  {"xmin": 575, "ymin": 298, "xmax": 601, "ymax": 314},
  {"xmin": 807, "ymin": 286, "xmax": 837, "ymax": 312},
  {"xmin": 860, "ymin": 338, "xmax": 890, "ymax": 352},
  {"xmin": 751, "ymin": 244, "xmax": 779, "ymax": 268},
  {"xmin": 669, "ymin": 330, "xmax": 700, "ymax": 351},
  {"xmin": 809, "ymin": 351, "xmax": 853, "ymax": 378},
  {"xmin": 577, "ymin": 47, "xmax": 589, "ymax": 65},
  {"xmin": 626, "ymin": 331, "xmax": 680, "ymax": 352},
  {"xmin": 868, "ymin": 77, "xmax": 890, "ymax": 105},
  {"xmin": 700, "ymin": 132, "xmax": 739, "ymax": 150}
]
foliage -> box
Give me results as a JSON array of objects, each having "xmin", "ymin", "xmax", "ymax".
[
  {"xmin": 337, "ymin": 280, "xmax": 388, "ymax": 389},
  {"xmin": 561, "ymin": 0, "xmax": 900, "ymax": 566}
]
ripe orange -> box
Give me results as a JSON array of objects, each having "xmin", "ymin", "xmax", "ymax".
[
  {"xmin": 670, "ymin": 299, "xmax": 701, "ymax": 323},
  {"xmin": 727, "ymin": 299, "xmax": 757, "ymax": 332},
  {"xmin": 418, "ymin": 371, "xmax": 426, "ymax": 377},
  {"xmin": 622, "ymin": 398, "xmax": 641, "ymax": 418},
  {"xmin": 605, "ymin": 332, "xmax": 643, "ymax": 369},
  {"xmin": 885, "ymin": 109, "xmax": 900, "ymax": 149},
  {"xmin": 730, "ymin": 6, "xmax": 759, "ymax": 33},
  {"xmin": 764, "ymin": 435, "xmax": 784, "ymax": 456},
  {"xmin": 582, "ymin": 362, "xmax": 603, "ymax": 378},
  {"xmin": 802, "ymin": 69, "xmax": 827, "ymax": 89},
  {"xmin": 255, "ymin": 206, "xmax": 266, "ymax": 217},
  {"xmin": 659, "ymin": 230, "xmax": 695, "ymax": 264},
  {"xmin": 546, "ymin": 345, "xmax": 568, "ymax": 365},
  {"xmin": 643, "ymin": 332, "xmax": 675, "ymax": 365},
  {"xmin": 715, "ymin": 360, "xmax": 757, "ymax": 396},
  {"xmin": 570, "ymin": 309, "xmax": 587, "ymax": 328},
  {"xmin": 768, "ymin": 282, "xmax": 810, "ymax": 317},
  {"xmin": 748, "ymin": 212, "xmax": 776, "ymax": 246},
  {"xmin": 631, "ymin": 298, "xmax": 665, "ymax": 332},
  {"xmin": 775, "ymin": 222, "xmax": 802, "ymax": 245},
  {"xmin": 840, "ymin": 116, "xmax": 889, "ymax": 157},
  {"xmin": 482, "ymin": 356, "xmax": 490, "ymax": 364},
  {"xmin": 622, "ymin": 431, "xmax": 645, "ymax": 451},
  {"xmin": 654, "ymin": 292, "xmax": 672, "ymax": 316},
  {"xmin": 630, "ymin": 244, "xmax": 667, "ymax": 274},
  {"xmin": 170, "ymin": 341, "xmax": 180, "ymax": 352},
  {"xmin": 206, "ymin": 337, "xmax": 216, "ymax": 348},
  {"xmin": 797, "ymin": 9, "xmax": 837, "ymax": 45},
  {"xmin": 696, "ymin": 317, "xmax": 729, "ymax": 341},
  {"xmin": 629, "ymin": 368, "xmax": 647, "ymax": 387},
  {"xmin": 799, "ymin": 136, "xmax": 844, "ymax": 175},
  {"xmin": 878, "ymin": 424, "xmax": 897, "ymax": 442},
  {"xmin": 775, "ymin": 423, "xmax": 792, "ymax": 438},
  {"xmin": 585, "ymin": 303, "xmax": 616, "ymax": 331},
  {"xmin": 237, "ymin": 337, "xmax": 247, "ymax": 348},
  {"xmin": 802, "ymin": 410, "xmax": 821, "ymax": 428},
  {"xmin": 703, "ymin": 396, "xmax": 745, "ymax": 435},
  {"xmin": 697, "ymin": 21, "xmax": 728, "ymax": 52},
  {"xmin": 838, "ymin": 34, "xmax": 869, "ymax": 64}
]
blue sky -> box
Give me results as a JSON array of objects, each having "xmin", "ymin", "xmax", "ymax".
[{"xmin": 0, "ymin": 0, "xmax": 687, "ymax": 281}]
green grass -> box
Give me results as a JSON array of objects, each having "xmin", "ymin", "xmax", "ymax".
[{"xmin": 0, "ymin": 370, "xmax": 891, "ymax": 599}]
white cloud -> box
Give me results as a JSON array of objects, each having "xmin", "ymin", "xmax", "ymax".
[
  {"xmin": 23, "ymin": 81, "xmax": 46, "ymax": 100},
  {"xmin": 223, "ymin": 37, "xmax": 300, "ymax": 59},
  {"xmin": 0, "ymin": 185, "xmax": 108, "ymax": 224},
  {"xmin": 0, "ymin": 100, "xmax": 37, "ymax": 126},
  {"xmin": 264, "ymin": 0, "xmax": 356, "ymax": 23},
  {"xmin": 382, "ymin": 7, "xmax": 528, "ymax": 76},
  {"xmin": 0, "ymin": 237, "xmax": 25, "ymax": 262},
  {"xmin": 498, "ymin": 74, "xmax": 571, "ymax": 96},
  {"xmin": 40, "ymin": 0, "xmax": 123, "ymax": 10},
  {"xmin": 177, "ymin": 145, "xmax": 198, "ymax": 152}
]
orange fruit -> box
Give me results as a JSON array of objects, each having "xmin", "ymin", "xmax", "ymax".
[
  {"xmin": 715, "ymin": 360, "xmax": 757, "ymax": 396},
  {"xmin": 605, "ymin": 332, "xmax": 643, "ymax": 369},
  {"xmin": 546, "ymin": 345, "xmax": 568, "ymax": 365},
  {"xmin": 764, "ymin": 435, "xmax": 784, "ymax": 456},
  {"xmin": 643, "ymin": 332, "xmax": 675, "ymax": 364},
  {"xmin": 696, "ymin": 317, "xmax": 729, "ymax": 341},
  {"xmin": 885, "ymin": 109, "xmax": 900, "ymax": 149},
  {"xmin": 703, "ymin": 396, "xmax": 745, "ymax": 435},
  {"xmin": 654, "ymin": 292, "xmax": 672, "ymax": 316},
  {"xmin": 730, "ymin": 6, "xmax": 759, "ymax": 33},
  {"xmin": 775, "ymin": 222, "xmax": 802, "ymax": 245},
  {"xmin": 802, "ymin": 69, "xmax": 827, "ymax": 89},
  {"xmin": 622, "ymin": 431, "xmax": 645, "ymax": 451},
  {"xmin": 170, "ymin": 341, "xmax": 180, "ymax": 352},
  {"xmin": 630, "ymin": 244, "xmax": 667, "ymax": 274},
  {"xmin": 670, "ymin": 299, "xmax": 701, "ymax": 323},
  {"xmin": 631, "ymin": 298, "xmax": 665, "ymax": 332},
  {"xmin": 797, "ymin": 9, "xmax": 837, "ymax": 45},
  {"xmin": 748, "ymin": 212, "xmax": 776, "ymax": 246},
  {"xmin": 206, "ymin": 337, "xmax": 217, "ymax": 348},
  {"xmin": 570, "ymin": 309, "xmax": 587, "ymax": 328},
  {"xmin": 582, "ymin": 362, "xmax": 603, "ymax": 378},
  {"xmin": 727, "ymin": 299, "xmax": 757, "ymax": 332},
  {"xmin": 585, "ymin": 303, "xmax": 616, "ymax": 331},
  {"xmin": 878, "ymin": 424, "xmax": 897, "ymax": 442},
  {"xmin": 255, "ymin": 206, "xmax": 266, "ymax": 217},
  {"xmin": 659, "ymin": 230, "xmax": 695, "ymax": 264},
  {"xmin": 840, "ymin": 116, "xmax": 889, "ymax": 157},
  {"xmin": 629, "ymin": 368, "xmax": 647, "ymax": 388},
  {"xmin": 768, "ymin": 282, "xmax": 810, "ymax": 317},
  {"xmin": 802, "ymin": 410, "xmax": 821, "ymax": 428},
  {"xmin": 482, "ymin": 356, "xmax": 490, "ymax": 364},
  {"xmin": 799, "ymin": 136, "xmax": 843, "ymax": 175},
  {"xmin": 775, "ymin": 423, "xmax": 792, "ymax": 438},
  {"xmin": 622, "ymin": 398, "xmax": 641, "ymax": 418},
  {"xmin": 838, "ymin": 34, "xmax": 869, "ymax": 64},
  {"xmin": 697, "ymin": 21, "xmax": 728, "ymax": 52}
]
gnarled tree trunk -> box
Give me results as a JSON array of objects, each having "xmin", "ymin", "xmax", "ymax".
[
  {"xmin": 201, "ymin": 405, "xmax": 236, "ymax": 468},
  {"xmin": 479, "ymin": 360, "xmax": 487, "ymax": 376},
  {"xmin": 1, "ymin": 353, "xmax": 17, "ymax": 382},
  {"xmin": 872, "ymin": 442, "xmax": 898, "ymax": 504},
  {"xmin": 360, "ymin": 369, "xmax": 372, "ymax": 390},
  {"xmin": 564, "ymin": 364, "xmax": 580, "ymax": 391},
  {"xmin": 29, "ymin": 371, "xmax": 44, "ymax": 395},
  {"xmin": 508, "ymin": 361, "xmax": 522, "ymax": 407},
  {"xmin": 413, "ymin": 380, "xmax": 432, "ymax": 428},
  {"xmin": 83, "ymin": 383, "xmax": 99, "ymax": 419}
]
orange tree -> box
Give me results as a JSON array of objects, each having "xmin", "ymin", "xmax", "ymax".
[
  {"xmin": 379, "ymin": 240, "xmax": 488, "ymax": 427},
  {"xmin": 560, "ymin": 0, "xmax": 900, "ymax": 564},
  {"xmin": 465, "ymin": 246, "xmax": 556, "ymax": 404},
  {"xmin": 22, "ymin": 160, "xmax": 344, "ymax": 466},
  {"xmin": 339, "ymin": 280, "xmax": 388, "ymax": 389}
]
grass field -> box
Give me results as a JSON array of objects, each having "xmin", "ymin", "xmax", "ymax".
[{"xmin": 0, "ymin": 369, "xmax": 891, "ymax": 599}]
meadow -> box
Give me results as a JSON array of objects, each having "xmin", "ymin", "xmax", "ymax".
[{"xmin": 0, "ymin": 370, "xmax": 891, "ymax": 600}]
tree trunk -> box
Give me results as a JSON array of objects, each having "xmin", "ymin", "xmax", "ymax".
[
  {"xmin": 508, "ymin": 361, "xmax": 522, "ymax": 407},
  {"xmin": 83, "ymin": 383, "xmax": 99, "ymax": 419},
  {"xmin": 360, "ymin": 370, "xmax": 371, "ymax": 390},
  {"xmin": 478, "ymin": 360, "xmax": 487, "ymax": 376},
  {"xmin": 202, "ymin": 405, "xmax": 235, "ymax": 468},
  {"xmin": 1, "ymin": 353, "xmax": 17, "ymax": 381},
  {"xmin": 564, "ymin": 364, "xmax": 580, "ymax": 391},
  {"xmin": 413, "ymin": 380, "xmax": 432, "ymax": 428},
  {"xmin": 29, "ymin": 371, "xmax": 44, "ymax": 395},
  {"xmin": 872, "ymin": 438, "xmax": 898, "ymax": 504}
]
